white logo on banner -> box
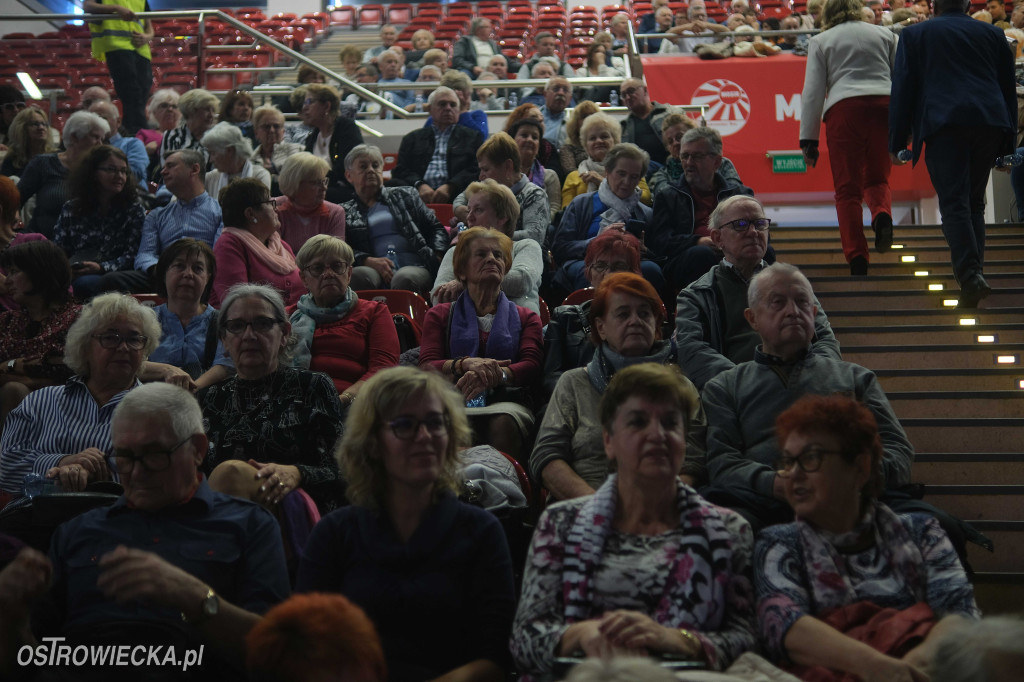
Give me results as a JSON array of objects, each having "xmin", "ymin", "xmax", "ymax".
[{"xmin": 690, "ymin": 79, "xmax": 750, "ymax": 136}]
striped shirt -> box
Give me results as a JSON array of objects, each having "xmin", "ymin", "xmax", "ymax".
[
  {"xmin": 134, "ymin": 192, "xmax": 223, "ymax": 272},
  {"xmin": 0, "ymin": 377, "xmax": 137, "ymax": 495},
  {"xmin": 423, "ymin": 125, "xmax": 454, "ymax": 189},
  {"xmin": 159, "ymin": 122, "xmax": 210, "ymax": 169}
]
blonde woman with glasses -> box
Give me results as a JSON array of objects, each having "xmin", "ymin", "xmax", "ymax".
[{"xmin": 274, "ymin": 152, "xmax": 346, "ymax": 253}]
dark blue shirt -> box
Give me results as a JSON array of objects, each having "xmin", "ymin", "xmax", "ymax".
[{"xmin": 49, "ymin": 479, "xmax": 289, "ymax": 631}]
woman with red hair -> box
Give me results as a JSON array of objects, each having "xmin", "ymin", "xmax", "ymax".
[
  {"xmin": 531, "ymin": 272, "xmax": 705, "ymax": 502},
  {"xmin": 756, "ymin": 394, "xmax": 979, "ymax": 681}
]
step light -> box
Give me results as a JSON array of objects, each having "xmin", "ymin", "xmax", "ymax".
[
  {"xmin": 959, "ymin": 317, "xmax": 977, "ymax": 326},
  {"xmin": 995, "ymin": 354, "xmax": 1019, "ymax": 364},
  {"xmin": 891, "ymin": 244, "xmax": 904, "ymax": 249},
  {"xmin": 928, "ymin": 283, "xmax": 943, "ymax": 291},
  {"xmin": 1018, "ymin": 379, "xmax": 1024, "ymax": 389},
  {"xmin": 914, "ymin": 270, "xmax": 929, "ymax": 276},
  {"xmin": 942, "ymin": 299, "xmax": 958, "ymax": 307},
  {"xmin": 901, "ymin": 255, "xmax": 916, "ymax": 263},
  {"xmin": 976, "ymin": 334, "xmax": 998, "ymax": 343}
]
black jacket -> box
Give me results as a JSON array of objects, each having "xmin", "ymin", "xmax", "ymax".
[
  {"xmin": 391, "ymin": 124, "xmax": 484, "ymax": 197},
  {"xmin": 305, "ymin": 113, "xmax": 363, "ymax": 204}
]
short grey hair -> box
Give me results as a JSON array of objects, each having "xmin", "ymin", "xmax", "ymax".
[
  {"xmin": 147, "ymin": 88, "xmax": 179, "ymax": 115},
  {"xmin": 428, "ymin": 86, "xmax": 459, "ymax": 107},
  {"xmin": 62, "ymin": 111, "xmax": 109, "ymax": 148},
  {"xmin": 611, "ymin": 12, "xmax": 631, "ymax": 26},
  {"xmin": 931, "ymin": 616, "xmax": 1024, "ymax": 682},
  {"xmin": 419, "ymin": 65, "xmax": 442, "ymax": 79},
  {"xmin": 488, "ymin": 54, "xmax": 508, "ymax": 66},
  {"xmin": 252, "ymin": 104, "xmax": 285, "ymax": 129},
  {"xmin": 278, "ymin": 151, "xmax": 330, "ymax": 197},
  {"xmin": 178, "ymin": 89, "xmax": 219, "ymax": 119},
  {"xmin": 709, "ymin": 195, "xmax": 764, "ymax": 231},
  {"xmin": 603, "ymin": 142, "xmax": 650, "ymax": 177},
  {"xmin": 469, "ymin": 17, "xmax": 491, "ymax": 34},
  {"xmin": 295, "ymin": 234, "xmax": 354, "ymax": 271},
  {"xmin": 344, "ymin": 143, "xmax": 384, "ymax": 171},
  {"xmin": 681, "ymin": 126, "xmax": 723, "ymax": 156},
  {"xmin": 168, "ymin": 148, "xmax": 207, "ymax": 182},
  {"xmin": 747, "ymin": 262, "xmax": 812, "ymax": 308},
  {"xmin": 64, "ymin": 293, "xmax": 161, "ymax": 377},
  {"xmin": 201, "ymin": 121, "xmax": 254, "ymax": 158},
  {"xmin": 378, "ymin": 48, "xmax": 401, "ymax": 63},
  {"xmin": 688, "ymin": 2, "xmax": 708, "ymax": 17},
  {"xmin": 545, "ymin": 75, "xmax": 572, "ymax": 93},
  {"xmin": 216, "ymin": 283, "xmax": 296, "ymax": 359},
  {"xmin": 112, "ymin": 382, "xmax": 204, "ymax": 443}
]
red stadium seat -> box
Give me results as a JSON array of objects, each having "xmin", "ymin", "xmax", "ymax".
[
  {"xmin": 387, "ymin": 3, "xmax": 414, "ymax": 24},
  {"xmin": 562, "ymin": 287, "xmax": 595, "ymax": 306},
  {"xmin": 358, "ymin": 5, "xmax": 385, "ymax": 27},
  {"xmin": 330, "ymin": 6, "xmax": 356, "ymax": 27},
  {"xmin": 356, "ymin": 290, "xmax": 430, "ymax": 323}
]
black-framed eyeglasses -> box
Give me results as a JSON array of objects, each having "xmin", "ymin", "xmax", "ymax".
[
  {"xmin": 304, "ymin": 261, "xmax": 351, "ymax": 277},
  {"xmin": 588, "ymin": 260, "xmax": 630, "ymax": 274},
  {"xmin": 775, "ymin": 448, "xmax": 842, "ymax": 476},
  {"xmin": 111, "ymin": 435, "xmax": 192, "ymax": 474},
  {"xmin": 255, "ymin": 198, "xmax": 278, "ymax": 209},
  {"xmin": 387, "ymin": 414, "xmax": 449, "ymax": 441},
  {"xmin": 719, "ymin": 217, "xmax": 772, "ymax": 233},
  {"xmin": 222, "ymin": 316, "xmax": 280, "ymax": 335},
  {"xmin": 98, "ymin": 166, "xmax": 129, "ymax": 176},
  {"xmin": 92, "ymin": 332, "xmax": 148, "ymax": 350}
]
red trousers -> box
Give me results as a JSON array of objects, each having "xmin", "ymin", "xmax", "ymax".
[{"xmin": 823, "ymin": 95, "xmax": 893, "ymax": 263}]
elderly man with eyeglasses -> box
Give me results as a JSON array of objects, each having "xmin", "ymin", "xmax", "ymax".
[
  {"xmin": 674, "ymin": 195, "xmax": 840, "ymax": 391},
  {"xmin": 648, "ymin": 126, "xmax": 755, "ymax": 291},
  {"xmin": 0, "ymin": 382, "xmax": 290, "ymax": 677}
]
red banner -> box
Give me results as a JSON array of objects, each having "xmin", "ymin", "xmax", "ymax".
[{"xmin": 640, "ymin": 53, "xmax": 936, "ymax": 205}]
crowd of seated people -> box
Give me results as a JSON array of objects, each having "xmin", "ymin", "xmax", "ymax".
[{"xmin": 0, "ymin": 26, "xmax": 1013, "ymax": 677}]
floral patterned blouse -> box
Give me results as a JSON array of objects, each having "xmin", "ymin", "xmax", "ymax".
[
  {"xmin": 754, "ymin": 502, "xmax": 980, "ymax": 662},
  {"xmin": 510, "ymin": 479, "xmax": 757, "ymax": 677},
  {"xmin": 197, "ymin": 367, "xmax": 346, "ymax": 513}
]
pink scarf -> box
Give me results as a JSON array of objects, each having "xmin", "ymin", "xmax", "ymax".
[{"xmin": 222, "ymin": 226, "xmax": 297, "ymax": 275}]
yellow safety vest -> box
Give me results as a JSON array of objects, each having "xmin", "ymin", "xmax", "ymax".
[{"xmin": 89, "ymin": 0, "xmax": 152, "ymax": 62}]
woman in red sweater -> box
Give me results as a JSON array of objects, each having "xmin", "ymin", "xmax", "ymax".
[
  {"xmin": 419, "ymin": 227, "xmax": 543, "ymax": 460},
  {"xmin": 288, "ymin": 235, "xmax": 399, "ymax": 408}
]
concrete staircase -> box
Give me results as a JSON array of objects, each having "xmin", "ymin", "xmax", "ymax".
[{"xmin": 772, "ymin": 221, "xmax": 1024, "ymax": 614}]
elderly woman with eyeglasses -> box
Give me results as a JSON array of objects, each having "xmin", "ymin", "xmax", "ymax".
[
  {"xmin": 0, "ymin": 107, "xmax": 58, "ymax": 178},
  {"xmin": 251, "ymin": 105, "xmax": 304, "ymax": 193},
  {"xmin": 297, "ymin": 366, "xmax": 516, "ymax": 682},
  {"xmin": 201, "ymin": 122, "xmax": 271, "ymax": 199},
  {"xmin": 159, "ymin": 88, "xmax": 219, "ymax": 168},
  {"xmin": 756, "ymin": 394, "xmax": 979, "ymax": 682},
  {"xmin": 17, "ymin": 110, "xmax": 109, "ymax": 239},
  {"xmin": 287, "ymin": 235, "xmax": 399, "ymax": 407},
  {"xmin": 0, "ymin": 293, "xmax": 160, "ymax": 501},
  {"xmin": 198, "ymin": 283, "xmax": 346, "ymax": 515},
  {"xmin": 300, "ymin": 84, "xmax": 364, "ymax": 204},
  {"xmin": 210, "ymin": 178, "xmax": 303, "ymax": 307},
  {"xmin": 275, "ymin": 152, "xmax": 346, "ymax": 254},
  {"xmin": 136, "ymin": 89, "xmax": 180, "ymax": 164}
]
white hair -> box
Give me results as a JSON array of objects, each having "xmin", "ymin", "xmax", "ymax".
[
  {"xmin": 113, "ymin": 382, "xmax": 204, "ymax": 442},
  {"xmin": 427, "ymin": 86, "xmax": 458, "ymax": 107},
  {"xmin": 200, "ymin": 121, "xmax": 254, "ymax": 158},
  {"xmin": 62, "ymin": 110, "xmax": 109, "ymax": 148}
]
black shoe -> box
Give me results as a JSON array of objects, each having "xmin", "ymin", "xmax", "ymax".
[
  {"xmin": 873, "ymin": 212, "xmax": 893, "ymax": 252},
  {"xmin": 850, "ymin": 255, "xmax": 868, "ymax": 276},
  {"xmin": 956, "ymin": 272, "xmax": 992, "ymax": 309}
]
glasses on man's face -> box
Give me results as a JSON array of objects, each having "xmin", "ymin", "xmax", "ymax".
[
  {"xmin": 776, "ymin": 447, "xmax": 841, "ymax": 476},
  {"xmin": 304, "ymin": 261, "xmax": 351, "ymax": 277},
  {"xmin": 680, "ymin": 151, "xmax": 717, "ymax": 162},
  {"xmin": 223, "ymin": 316, "xmax": 279, "ymax": 335},
  {"xmin": 93, "ymin": 332, "xmax": 148, "ymax": 350},
  {"xmin": 98, "ymin": 166, "xmax": 129, "ymax": 176},
  {"xmin": 111, "ymin": 435, "xmax": 192, "ymax": 474},
  {"xmin": 387, "ymin": 414, "xmax": 449, "ymax": 441},
  {"xmin": 588, "ymin": 260, "xmax": 630, "ymax": 274},
  {"xmin": 719, "ymin": 217, "xmax": 771, "ymax": 233},
  {"xmin": 2, "ymin": 102, "xmax": 27, "ymax": 113}
]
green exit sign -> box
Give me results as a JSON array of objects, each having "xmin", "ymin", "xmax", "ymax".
[{"xmin": 772, "ymin": 154, "xmax": 806, "ymax": 173}]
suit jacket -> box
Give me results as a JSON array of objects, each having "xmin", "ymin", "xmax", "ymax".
[
  {"xmin": 453, "ymin": 36, "xmax": 501, "ymax": 74},
  {"xmin": 391, "ymin": 124, "xmax": 484, "ymax": 196},
  {"xmin": 888, "ymin": 12, "xmax": 1017, "ymax": 164},
  {"xmin": 305, "ymin": 113, "xmax": 364, "ymax": 203}
]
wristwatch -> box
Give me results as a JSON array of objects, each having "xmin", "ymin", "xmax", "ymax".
[{"xmin": 182, "ymin": 588, "xmax": 219, "ymax": 625}]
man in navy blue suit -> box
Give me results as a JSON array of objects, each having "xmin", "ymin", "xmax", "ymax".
[{"xmin": 888, "ymin": 0, "xmax": 1017, "ymax": 308}]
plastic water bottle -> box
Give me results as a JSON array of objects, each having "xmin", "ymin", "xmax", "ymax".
[
  {"xmin": 386, "ymin": 243, "xmax": 399, "ymax": 270},
  {"xmin": 414, "ymin": 92, "xmax": 424, "ymax": 113},
  {"xmin": 384, "ymin": 92, "xmax": 395, "ymax": 120},
  {"xmin": 23, "ymin": 473, "xmax": 60, "ymax": 499},
  {"xmin": 994, "ymin": 152, "xmax": 1024, "ymax": 169},
  {"xmin": 896, "ymin": 149, "xmax": 912, "ymax": 162},
  {"xmin": 609, "ymin": 90, "xmax": 619, "ymax": 106},
  {"xmin": 507, "ymin": 90, "xmax": 518, "ymax": 109}
]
